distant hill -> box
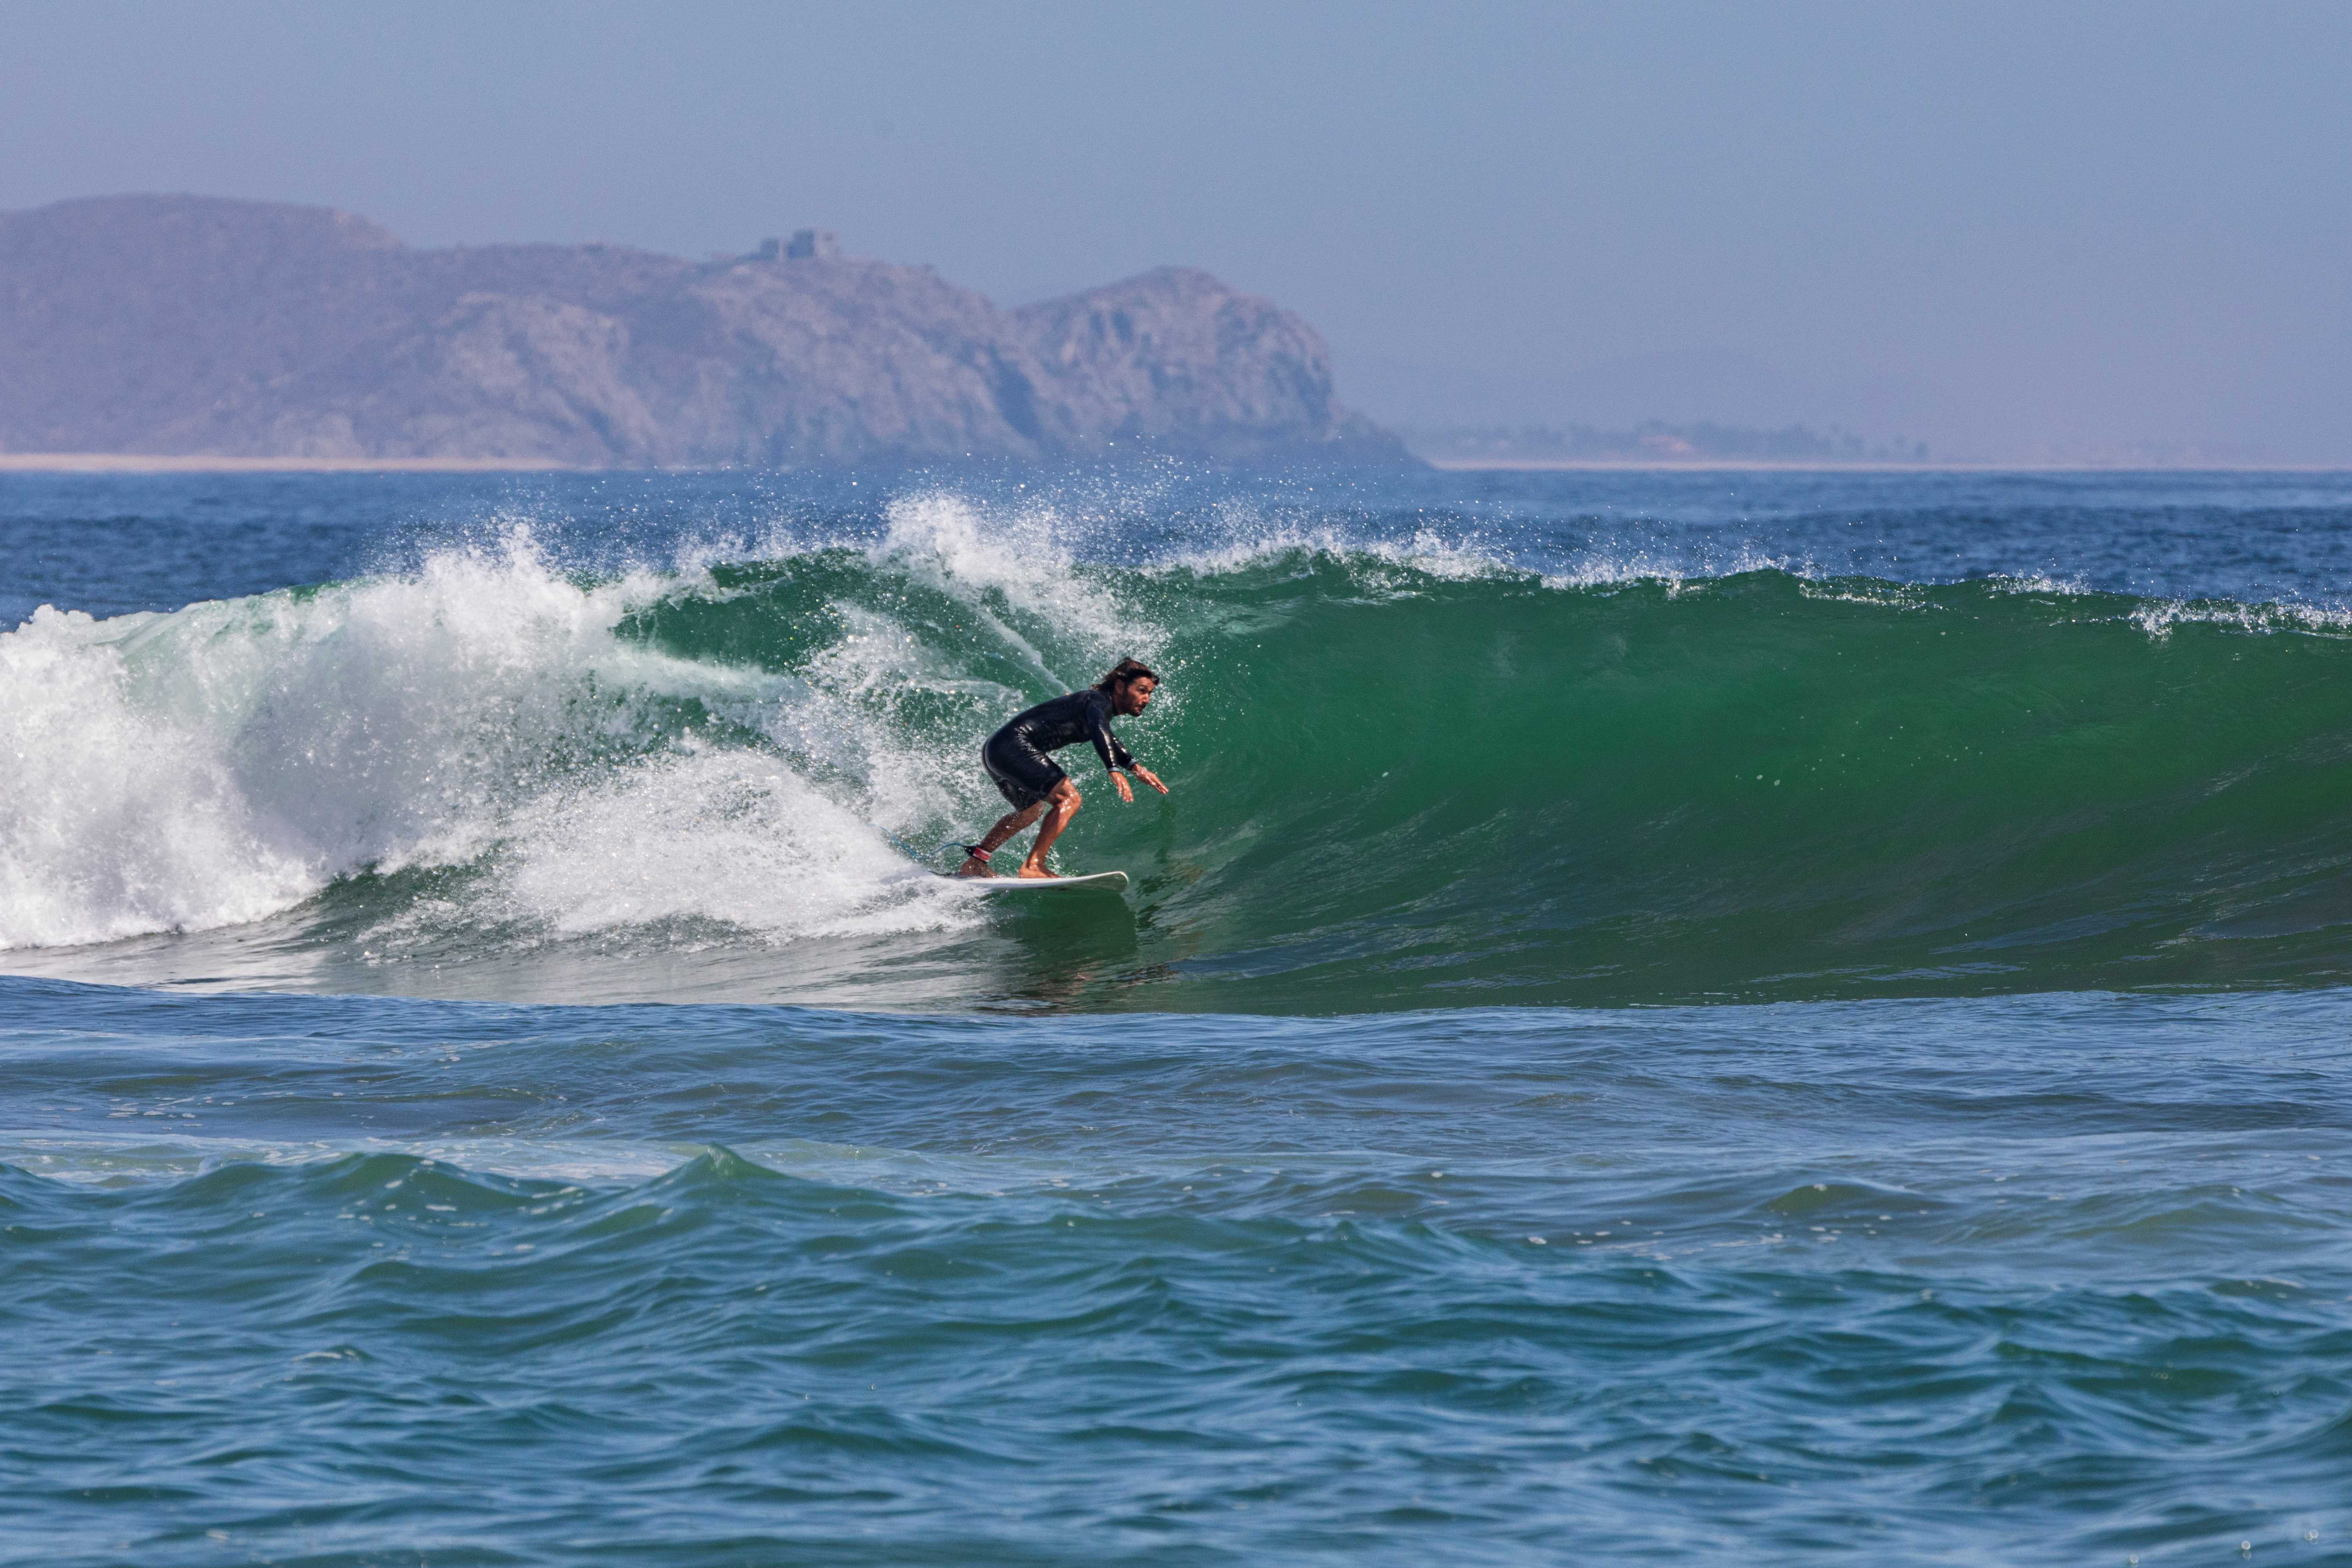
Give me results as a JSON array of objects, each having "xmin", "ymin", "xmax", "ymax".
[{"xmin": 0, "ymin": 195, "xmax": 1408, "ymax": 467}]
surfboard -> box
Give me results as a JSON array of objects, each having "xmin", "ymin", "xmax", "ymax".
[{"xmin": 941, "ymin": 869, "xmax": 1129, "ymax": 893}]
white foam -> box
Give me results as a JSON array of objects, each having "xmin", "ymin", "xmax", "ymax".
[
  {"xmin": 0, "ymin": 604, "xmax": 318, "ymax": 948},
  {"xmin": 1982, "ymin": 571, "xmax": 2094, "ymax": 598},
  {"xmin": 0, "ymin": 1131, "xmax": 692, "ymax": 1187},
  {"xmin": 2126, "ymin": 595, "xmax": 2352, "ymax": 641},
  {"xmin": 871, "ymin": 491, "xmax": 1146, "ymax": 673},
  {"xmin": 0, "ymin": 532, "xmax": 929, "ymax": 951},
  {"xmin": 485, "ymin": 744, "xmax": 962, "ymax": 944},
  {"xmin": 1137, "ymin": 515, "xmax": 1811, "ymax": 596},
  {"xmin": 1147, "ymin": 520, "xmax": 1529, "ymax": 584},
  {"xmin": 859, "ymin": 488, "xmax": 1182, "ymax": 761},
  {"xmin": 0, "ymin": 504, "xmax": 1185, "ymax": 956}
]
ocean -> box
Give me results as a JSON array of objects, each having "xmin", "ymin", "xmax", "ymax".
[{"xmin": 3, "ymin": 465, "xmax": 2349, "ymax": 1565}]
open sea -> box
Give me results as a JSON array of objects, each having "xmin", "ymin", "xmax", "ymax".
[{"xmin": 5, "ymin": 464, "xmax": 2352, "ymax": 1566}]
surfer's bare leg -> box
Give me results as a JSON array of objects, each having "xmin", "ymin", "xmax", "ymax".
[
  {"xmin": 957, "ymin": 803, "xmax": 1045, "ymax": 877},
  {"xmin": 1017, "ymin": 780, "xmax": 1081, "ymax": 878}
]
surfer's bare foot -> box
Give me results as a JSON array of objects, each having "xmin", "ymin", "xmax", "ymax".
[
  {"xmin": 955, "ymin": 855, "xmax": 994, "ymax": 878},
  {"xmin": 1015, "ymin": 861, "xmax": 1057, "ymax": 878}
]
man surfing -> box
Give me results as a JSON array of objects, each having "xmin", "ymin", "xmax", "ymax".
[{"xmin": 955, "ymin": 659, "xmax": 1168, "ymax": 878}]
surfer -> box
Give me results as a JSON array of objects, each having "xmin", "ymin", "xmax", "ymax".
[{"xmin": 956, "ymin": 659, "xmax": 1168, "ymax": 878}]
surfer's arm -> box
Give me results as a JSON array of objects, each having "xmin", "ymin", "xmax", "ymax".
[
  {"xmin": 1083, "ymin": 693, "xmax": 1162, "ymax": 795},
  {"xmin": 1084, "ymin": 702, "xmax": 1135, "ymax": 774}
]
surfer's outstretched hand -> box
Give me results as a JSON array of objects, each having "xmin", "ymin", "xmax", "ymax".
[{"xmin": 1113, "ymin": 768, "xmax": 1167, "ymax": 803}]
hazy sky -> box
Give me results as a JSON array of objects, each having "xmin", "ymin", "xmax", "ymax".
[{"xmin": 5, "ymin": 0, "xmax": 2348, "ymax": 460}]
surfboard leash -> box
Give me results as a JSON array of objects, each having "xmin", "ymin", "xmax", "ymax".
[{"xmin": 871, "ymin": 822, "xmax": 968, "ymax": 868}]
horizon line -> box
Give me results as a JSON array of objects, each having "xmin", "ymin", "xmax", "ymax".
[{"xmin": 3, "ymin": 452, "xmax": 2349, "ymax": 477}]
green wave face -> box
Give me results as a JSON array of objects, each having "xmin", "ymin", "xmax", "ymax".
[
  {"xmin": 618, "ymin": 551, "xmax": 2352, "ymax": 1009},
  {"xmin": 15, "ymin": 519, "xmax": 2352, "ymax": 1011}
]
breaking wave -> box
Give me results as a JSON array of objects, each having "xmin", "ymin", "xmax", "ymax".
[{"xmin": 9, "ymin": 494, "xmax": 2352, "ymax": 1009}]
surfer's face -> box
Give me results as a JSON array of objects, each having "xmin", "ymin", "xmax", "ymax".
[{"xmin": 1116, "ymin": 676, "xmax": 1156, "ymax": 716}]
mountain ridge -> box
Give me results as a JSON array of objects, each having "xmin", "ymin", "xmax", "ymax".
[{"xmin": 0, "ymin": 194, "xmax": 1407, "ymax": 467}]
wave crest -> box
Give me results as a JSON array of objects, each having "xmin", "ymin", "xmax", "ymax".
[{"xmin": 11, "ymin": 501, "xmax": 2352, "ymax": 1010}]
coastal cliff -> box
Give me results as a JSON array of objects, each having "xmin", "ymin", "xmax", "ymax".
[{"xmin": 0, "ymin": 195, "xmax": 1406, "ymax": 466}]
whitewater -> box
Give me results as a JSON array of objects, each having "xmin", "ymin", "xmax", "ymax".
[{"xmin": 5, "ymin": 466, "xmax": 2352, "ymax": 1565}]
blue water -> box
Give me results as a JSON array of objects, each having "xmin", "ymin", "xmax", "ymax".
[{"xmin": 5, "ymin": 466, "xmax": 2352, "ymax": 1565}]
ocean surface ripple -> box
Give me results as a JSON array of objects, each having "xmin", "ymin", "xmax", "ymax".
[{"xmin": 5, "ymin": 467, "xmax": 2352, "ymax": 1565}]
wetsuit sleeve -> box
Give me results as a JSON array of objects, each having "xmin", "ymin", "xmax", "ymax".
[{"xmin": 1085, "ymin": 695, "xmax": 1138, "ymax": 774}]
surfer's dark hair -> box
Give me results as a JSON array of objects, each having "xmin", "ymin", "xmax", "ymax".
[{"xmin": 1095, "ymin": 658, "xmax": 1159, "ymax": 693}]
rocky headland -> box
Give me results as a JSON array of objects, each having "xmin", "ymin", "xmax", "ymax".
[{"xmin": 0, "ymin": 195, "xmax": 1406, "ymax": 467}]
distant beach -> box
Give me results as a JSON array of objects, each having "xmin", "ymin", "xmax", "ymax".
[
  {"xmin": 0, "ymin": 453, "xmax": 575, "ymax": 473},
  {"xmin": 1420, "ymin": 455, "xmax": 2352, "ymax": 473}
]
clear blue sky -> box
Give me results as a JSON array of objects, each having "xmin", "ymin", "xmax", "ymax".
[{"xmin": 5, "ymin": 0, "xmax": 2348, "ymax": 460}]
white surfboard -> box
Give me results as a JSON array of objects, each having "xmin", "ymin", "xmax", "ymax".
[{"xmin": 942, "ymin": 869, "xmax": 1129, "ymax": 893}]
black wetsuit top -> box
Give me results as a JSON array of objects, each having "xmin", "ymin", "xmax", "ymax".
[{"xmin": 991, "ymin": 689, "xmax": 1140, "ymax": 775}]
